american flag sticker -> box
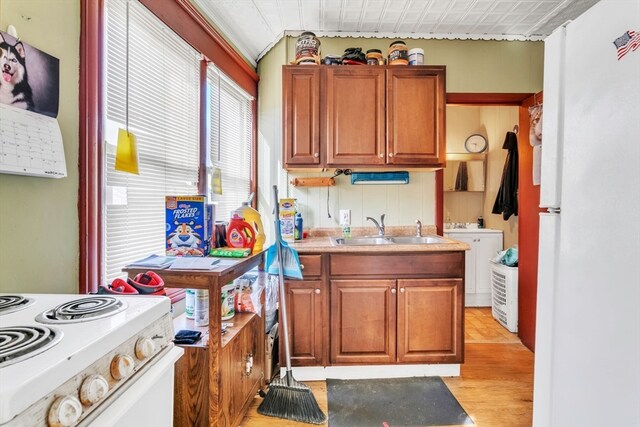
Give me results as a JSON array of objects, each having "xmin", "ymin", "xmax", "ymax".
[{"xmin": 613, "ymin": 30, "xmax": 640, "ymax": 60}]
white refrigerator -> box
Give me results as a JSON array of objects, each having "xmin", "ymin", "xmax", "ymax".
[{"xmin": 533, "ymin": 1, "xmax": 640, "ymax": 426}]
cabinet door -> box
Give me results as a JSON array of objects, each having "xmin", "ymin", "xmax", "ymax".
[
  {"xmin": 446, "ymin": 234, "xmax": 476, "ymax": 294},
  {"xmin": 397, "ymin": 279, "xmax": 463, "ymax": 363},
  {"xmin": 386, "ymin": 66, "xmax": 446, "ymax": 165},
  {"xmin": 325, "ymin": 67, "xmax": 385, "ymax": 166},
  {"xmin": 283, "ymin": 66, "xmax": 321, "ymax": 166},
  {"xmin": 283, "ymin": 280, "xmax": 325, "ymax": 366},
  {"xmin": 475, "ymin": 234, "xmax": 503, "ymax": 294},
  {"xmin": 330, "ymin": 279, "xmax": 396, "ymax": 364}
]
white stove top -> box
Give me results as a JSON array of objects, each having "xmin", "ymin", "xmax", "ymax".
[{"xmin": 0, "ymin": 293, "xmax": 172, "ymax": 425}]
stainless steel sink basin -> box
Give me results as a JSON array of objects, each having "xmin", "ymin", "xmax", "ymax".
[
  {"xmin": 330, "ymin": 235, "xmax": 448, "ymax": 246},
  {"xmin": 331, "ymin": 236, "xmax": 393, "ymax": 246},
  {"xmin": 389, "ymin": 235, "xmax": 447, "ymax": 244}
]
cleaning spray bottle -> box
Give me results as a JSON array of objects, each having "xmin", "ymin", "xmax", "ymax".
[{"xmin": 235, "ymin": 193, "xmax": 266, "ymax": 253}]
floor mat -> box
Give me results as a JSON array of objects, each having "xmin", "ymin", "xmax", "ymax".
[{"xmin": 327, "ymin": 377, "xmax": 474, "ymax": 427}]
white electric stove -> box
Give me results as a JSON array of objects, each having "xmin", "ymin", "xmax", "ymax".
[{"xmin": 0, "ymin": 294, "xmax": 184, "ymax": 427}]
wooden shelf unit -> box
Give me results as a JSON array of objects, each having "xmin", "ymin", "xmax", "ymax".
[{"xmin": 123, "ymin": 252, "xmax": 265, "ymax": 427}]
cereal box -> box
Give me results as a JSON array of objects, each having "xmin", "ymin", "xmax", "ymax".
[
  {"xmin": 278, "ymin": 198, "xmax": 296, "ymax": 242},
  {"xmin": 166, "ymin": 195, "xmax": 208, "ymax": 256}
]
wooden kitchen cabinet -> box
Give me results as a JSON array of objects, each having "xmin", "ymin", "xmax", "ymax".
[
  {"xmin": 325, "ymin": 67, "xmax": 386, "ymax": 166},
  {"xmin": 386, "ymin": 66, "xmax": 446, "ymax": 166},
  {"xmin": 281, "ymin": 254, "xmax": 328, "ymax": 367},
  {"xmin": 283, "ymin": 66, "xmax": 321, "ymax": 166},
  {"xmin": 282, "ymin": 65, "xmax": 446, "ymax": 169},
  {"xmin": 397, "ymin": 278, "xmax": 463, "ymax": 363},
  {"xmin": 330, "ymin": 279, "xmax": 396, "ymax": 364}
]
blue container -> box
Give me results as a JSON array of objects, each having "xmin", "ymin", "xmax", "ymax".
[{"xmin": 294, "ymin": 213, "xmax": 303, "ymax": 240}]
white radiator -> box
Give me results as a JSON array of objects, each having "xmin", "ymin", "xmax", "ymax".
[{"xmin": 489, "ymin": 261, "xmax": 519, "ymax": 333}]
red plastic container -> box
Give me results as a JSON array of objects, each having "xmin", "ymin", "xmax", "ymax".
[{"xmin": 226, "ymin": 214, "xmax": 256, "ymax": 252}]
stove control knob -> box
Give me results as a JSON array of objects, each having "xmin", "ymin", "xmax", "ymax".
[
  {"xmin": 135, "ymin": 337, "xmax": 156, "ymax": 360},
  {"xmin": 48, "ymin": 395, "xmax": 82, "ymax": 427},
  {"xmin": 110, "ymin": 354, "xmax": 135, "ymax": 380},
  {"xmin": 80, "ymin": 374, "xmax": 109, "ymax": 405}
]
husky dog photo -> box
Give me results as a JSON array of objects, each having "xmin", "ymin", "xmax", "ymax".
[{"xmin": 0, "ymin": 31, "xmax": 59, "ymax": 118}]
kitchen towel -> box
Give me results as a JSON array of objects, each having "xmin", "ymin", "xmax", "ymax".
[
  {"xmin": 455, "ymin": 161, "xmax": 469, "ymax": 191},
  {"xmin": 327, "ymin": 377, "xmax": 473, "ymax": 427}
]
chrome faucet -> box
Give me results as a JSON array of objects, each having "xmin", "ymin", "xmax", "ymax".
[
  {"xmin": 415, "ymin": 220, "xmax": 422, "ymax": 237},
  {"xmin": 366, "ymin": 214, "xmax": 386, "ymax": 236}
]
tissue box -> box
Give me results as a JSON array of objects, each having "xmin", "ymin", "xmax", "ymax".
[{"xmin": 278, "ymin": 198, "xmax": 296, "ymax": 242}]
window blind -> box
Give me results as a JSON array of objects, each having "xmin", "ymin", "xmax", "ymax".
[
  {"xmin": 104, "ymin": 0, "xmax": 200, "ymax": 282},
  {"xmin": 207, "ymin": 65, "xmax": 253, "ymax": 221}
]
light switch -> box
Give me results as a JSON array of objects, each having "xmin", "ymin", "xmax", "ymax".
[{"xmin": 339, "ymin": 209, "xmax": 351, "ymax": 226}]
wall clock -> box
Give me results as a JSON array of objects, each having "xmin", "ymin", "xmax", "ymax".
[{"xmin": 464, "ymin": 134, "xmax": 488, "ymax": 153}]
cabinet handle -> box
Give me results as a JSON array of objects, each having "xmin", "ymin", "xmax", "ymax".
[
  {"xmin": 391, "ymin": 288, "xmax": 396, "ymax": 294},
  {"xmin": 313, "ymin": 153, "xmax": 319, "ymax": 158},
  {"xmin": 315, "ymin": 288, "xmax": 320, "ymax": 294},
  {"xmin": 300, "ymin": 264, "xmax": 305, "ymax": 270},
  {"xmin": 400, "ymin": 287, "xmax": 405, "ymax": 293},
  {"xmin": 389, "ymin": 152, "xmax": 394, "ymax": 157},
  {"xmin": 378, "ymin": 153, "xmax": 384, "ymax": 158},
  {"xmin": 245, "ymin": 352, "xmax": 253, "ymax": 376}
]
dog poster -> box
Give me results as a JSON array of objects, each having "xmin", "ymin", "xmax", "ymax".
[{"xmin": 0, "ymin": 31, "xmax": 59, "ymax": 118}]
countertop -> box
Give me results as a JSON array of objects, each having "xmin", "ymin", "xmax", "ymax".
[
  {"xmin": 288, "ymin": 226, "xmax": 469, "ymax": 253},
  {"xmin": 443, "ymin": 228, "xmax": 503, "ymax": 234}
]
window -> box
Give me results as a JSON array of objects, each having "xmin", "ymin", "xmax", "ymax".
[
  {"xmin": 207, "ymin": 65, "xmax": 253, "ymax": 221},
  {"xmin": 102, "ymin": 0, "xmax": 255, "ymax": 284}
]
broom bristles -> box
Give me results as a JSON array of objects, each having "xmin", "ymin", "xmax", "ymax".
[{"xmin": 258, "ymin": 376, "xmax": 326, "ymax": 424}]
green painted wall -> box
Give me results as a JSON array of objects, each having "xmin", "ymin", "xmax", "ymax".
[
  {"xmin": 257, "ymin": 36, "xmax": 543, "ymax": 232},
  {"xmin": 0, "ymin": 0, "xmax": 80, "ymax": 293}
]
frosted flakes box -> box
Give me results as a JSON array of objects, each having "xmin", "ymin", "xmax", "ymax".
[
  {"xmin": 166, "ymin": 195, "xmax": 207, "ymax": 256},
  {"xmin": 278, "ymin": 198, "xmax": 296, "ymax": 242}
]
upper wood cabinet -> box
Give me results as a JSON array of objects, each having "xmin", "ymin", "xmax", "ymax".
[
  {"xmin": 282, "ymin": 65, "xmax": 446, "ymax": 169},
  {"xmin": 386, "ymin": 67, "xmax": 446, "ymax": 166},
  {"xmin": 283, "ymin": 66, "xmax": 321, "ymax": 166},
  {"xmin": 325, "ymin": 67, "xmax": 386, "ymax": 166}
]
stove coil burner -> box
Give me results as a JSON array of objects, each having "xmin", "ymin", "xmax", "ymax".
[
  {"xmin": 0, "ymin": 326, "xmax": 63, "ymax": 368},
  {"xmin": 0, "ymin": 295, "xmax": 35, "ymax": 315},
  {"xmin": 36, "ymin": 296, "xmax": 128, "ymax": 324}
]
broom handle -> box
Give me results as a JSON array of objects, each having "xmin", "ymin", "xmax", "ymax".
[{"xmin": 272, "ymin": 186, "xmax": 294, "ymax": 376}]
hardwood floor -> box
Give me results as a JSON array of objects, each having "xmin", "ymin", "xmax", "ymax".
[{"xmin": 240, "ymin": 308, "xmax": 533, "ymax": 427}]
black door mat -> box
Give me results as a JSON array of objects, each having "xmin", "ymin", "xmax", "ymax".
[{"xmin": 327, "ymin": 376, "xmax": 474, "ymax": 427}]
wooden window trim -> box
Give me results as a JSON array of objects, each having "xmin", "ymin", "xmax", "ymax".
[{"xmin": 79, "ymin": 0, "xmax": 258, "ymax": 293}]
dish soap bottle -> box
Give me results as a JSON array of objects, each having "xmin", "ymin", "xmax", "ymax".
[{"xmin": 235, "ymin": 196, "xmax": 265, "ymax": 253}]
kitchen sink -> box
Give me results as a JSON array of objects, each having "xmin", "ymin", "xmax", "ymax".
[
  {"xmin": 331, "ymin": 237, "xmax": 394, "ymax": 246},
  {"xmin": 388, "ymin": 235, "xmax": 448, "ymax": 244},
  {"xmin": 330, "ymin": 235, "xmax": 449, "ymax": 246}
]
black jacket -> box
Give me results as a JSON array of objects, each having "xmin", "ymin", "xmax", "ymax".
[{"xmin": 492, "ymin": 131, "xmax": 519, "ymax": 220}]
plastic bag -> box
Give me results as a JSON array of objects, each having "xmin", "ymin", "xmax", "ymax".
[
  {"xmin": 265, "ymin": 275, "xmax": 279, "ymax": 333},
  {"xmin": 233, "ymin": 274, "xmax": 263, "ymax": 315},
  {"xmin": 493, "ymin": 246, "xmax": 519, "ymax": 267}
]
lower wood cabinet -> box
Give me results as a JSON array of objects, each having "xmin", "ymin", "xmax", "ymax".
[
  {"xmin": 330, "ymin": 278, "xmax": 462, "ymax": 365},
  {"xmin": 330, "ymin": 279, "xmax": 396, "ymax": 364},
  {"xmin": 282, "ymin": 279, "xmax": 325, "ymax": 366},
  {"xmin": 282, "ymin": 251, "xmax": 465, "ymax": 368}
]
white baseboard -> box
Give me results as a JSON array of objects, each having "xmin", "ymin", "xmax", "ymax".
[
  {"xmin": 281, "ymin": 364, "xmax": 460, "ymax": 381},
  {"xmin": 465, "ymin": 292, "xmax": 491, "ymax": 307}
]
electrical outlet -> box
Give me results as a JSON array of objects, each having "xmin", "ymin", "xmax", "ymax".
[{"xmin": 339, "ymin": 209, "xmax": 351, "ymax": 226}]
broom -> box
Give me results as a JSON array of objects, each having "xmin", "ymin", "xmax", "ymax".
[{"xmin": 258, "ymin": 186, "xmax": 326, "ymax": 425}]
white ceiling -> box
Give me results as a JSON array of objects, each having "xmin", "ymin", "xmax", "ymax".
[{"xmin": 192, "ymin": 0, "xmax": 599, "ymax": 66}]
